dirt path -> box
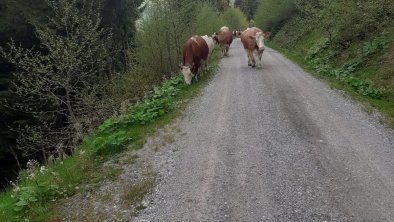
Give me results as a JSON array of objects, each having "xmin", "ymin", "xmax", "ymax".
[{"xmin": 134, "ymin": 39, "xmax": 394, "ymax": 222}]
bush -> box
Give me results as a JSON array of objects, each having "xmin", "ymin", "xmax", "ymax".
[
  {"xmin": 88, "ymin": 76, "xmax": 185, "ymax": 156},
  {"xmin": 305, "ymin": 36, "xmax": 387, "ymax": 99},
  {"xmin": 194, "ymin": 4, "xmax": 223, "ymax": 35},
  {"xmin": 254, "ymin": 0, "xmax": 296, "ymax": 32},
  {"xmin": 220, "ymin": 7, "xmax": 248, "ymax": 31}
]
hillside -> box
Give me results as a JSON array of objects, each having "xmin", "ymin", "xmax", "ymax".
[{"xmin": 255, "ymin": 0, "xmax": 394, "ymax": 125}]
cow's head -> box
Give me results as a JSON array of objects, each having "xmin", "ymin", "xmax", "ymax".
[
  {"xmin": 250, "ymin": 32, "xmax": 270, "ymax": 51},
  {"xmin": 212, "ymin": 33, "xmax": 219, "ymax": 44},
  {"xmin": 179, "ymin": 63, "xmax": 194, "ymax": 85}
]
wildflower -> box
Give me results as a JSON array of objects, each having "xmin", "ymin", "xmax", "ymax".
[
  {"xmin": 79, "ymin": 150, "xmax": 86, "ymax": 155},
  {"xmin": 11, "ymin": 182, "xmax": 20, "ymax": 193},
  {"xmin": 40, "ymin": 166, "xmax": 47, "ymax": 174},
  {"xmin": 12, "ymin": 186, "xmax": 20, "ymax": 193},
  {"xmin": 28, "ymin": 173, "xmax": 36, "ymax": 180},
  {"xmin": 26, "ymin": 159, "xmax": 39, "ymax": 170}
]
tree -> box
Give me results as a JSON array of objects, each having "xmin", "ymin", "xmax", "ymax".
[
  {"xmin": 220, "ymin": 7, "xmax": 248, "ymax": 31},
  {"xmin": 194, "ymin": 4, "xmax": 224, "ymax": 35},
  {"xmin": 0, "ymin": 0, "xmax": 49, "ymax": 188},
  {"xmin": 101, "ymin": 0, "xmax": 143, "ymax": 70},
  {"xmin": 254, "ymin": 0, "xmax": 296, "ymax": 33},
  {"xmin": 217, "ymin": 0, "xmax": 230, "ymax": 13},
  {"xmin": 1, "ymin": 0, "xmax": 113, "ymax": 162},
  {"xmin": 235, "ymin": 0, "xmax": 257, "ymax": 20}
]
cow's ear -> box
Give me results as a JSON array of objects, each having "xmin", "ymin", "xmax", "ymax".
[
  {"xmin": 249, "ymin": 35, "xmax": 256, "ymax": 40},
  {"xmin": 263, "ymin": 32, "xmax": 271, "ymax": 38}
]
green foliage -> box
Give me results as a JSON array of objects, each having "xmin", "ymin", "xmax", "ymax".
[
  {"xmin": 362, "ymin": 35, "xmax": 390, "ymax": 57},
  {"xmin": 293, "ymin": 0, "xmax": 394, "ymax": 44},
  {"xmin": 0, "ymin": 0, "xmax": 119, "ymax": 162},
  {"xmin": 0, "ymin": 0, "xmax": 144, "ymax": 188},
  {"xmin": 344, "ymin": 77, "xmax": 384, "ymax": 99},
  {"xmin": 134, "ymin": 0, "xmax": 197, "ymax": 84},
  {"xmin": 254, "ymin": 0, "xmax": 296, "ymax": 32},
  {"xmin": 194, "ymin": 4, "xmax": 248, "ymax": 35},
  {"xmin": 0, "ymin": 46, "xmax": 221, "ymax": 221},
  {"xmin": 194, "ymin": 4, "xmax": 223, "ymax": 35},
  {"xmin": 304, "ymin": 35, "xmax": 389, "ymax": 99},
  {"xmin": 220, "ymin": 7, "xmax": 248, "ymax": 31},
  {"xmin": 87, "ymin": 76, "xmax": 185, "ymax": 156},
  {"xmin": 235, "ymin": 0, "xmax": 258, "ymax": 20}
]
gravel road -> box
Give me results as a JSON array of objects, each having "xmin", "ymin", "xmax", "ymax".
[{"xmin": 134, "ymin": 39, "xmax": 394, "ymax": 222}]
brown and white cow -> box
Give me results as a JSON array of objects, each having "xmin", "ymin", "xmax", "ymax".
[
  {"xmin": 232, "ymin": 30, "xmax": 242, "ymax": 38},
  {"xmin": 212, "ymin": 26, "xmax": 233, "ymax": 57},
  {"xmin": 179, "ymin": 35, "xmax": 209, "ymax": 85},
  {"xmin": 240, "ymin": 27, "xmax": 270, "ymax": 68},
  {"xmin": 201, "ymin": 35, "xmax": 214, "ymax": 70}
]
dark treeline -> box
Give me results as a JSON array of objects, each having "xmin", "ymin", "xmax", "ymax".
[
  {"xmin": 234, "ymin": 0, "xmax": 258, "ymax": 20},
  {"xmin": 0, "ymin": 0, "xmax": 143, "ymax": 188}
]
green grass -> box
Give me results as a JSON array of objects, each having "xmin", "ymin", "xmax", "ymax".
[
  {"xmin": 0, "ymin": 47, "xmax": 221, "ymax": 222},
  {"xmin": 267, "ymin": 31, "xmax": 394, "ymax": 126}
]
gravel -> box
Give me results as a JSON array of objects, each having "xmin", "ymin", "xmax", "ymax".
[{"xmin": 134, "ymin": 39, "xmax": 394, "ymax": 222}]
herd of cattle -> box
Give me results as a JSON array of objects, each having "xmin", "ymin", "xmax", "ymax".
[{"xmin": 179, "ymin": 26, "xmax": 270, "ymax": 85}]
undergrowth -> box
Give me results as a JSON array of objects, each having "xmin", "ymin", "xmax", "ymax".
[
  {"xmin": 305, "ymin": 34, "xmax": 390, "ymax": 99},
  {"xmin": 0, "ymin": 48, "xmax": 220, "ymax": 221}
]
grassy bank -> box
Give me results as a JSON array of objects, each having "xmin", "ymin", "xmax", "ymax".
[
  {"xmin": 0, "ymin": 48, "xmax": 221, "ymax": 222},
  {"xmin": 267, "ymin": 27, "xmax": 394, "ymax": 126}
]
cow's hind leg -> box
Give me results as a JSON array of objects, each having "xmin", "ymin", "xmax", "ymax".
[
  {"xmin": 254, "ymin": 50, "xmax": 263, "ymax": 68},
  {"xmin": 245, "ymin": 49, "xmax": 252, "ymax": 66},
  {"xmin": 250, "ymin": 50, "xmax": 256, "ymax": 67}
]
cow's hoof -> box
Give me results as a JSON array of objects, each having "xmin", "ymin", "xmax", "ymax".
[
  {"xmin": 252, "ymin": 64, "xmax": 256, "ymax": 68},
  {"xmin": 248, "ymin": 63, "xmax": 251, "ymax": 66}
]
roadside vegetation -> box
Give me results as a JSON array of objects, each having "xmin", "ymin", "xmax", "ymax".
[
  {"xmin": 254, "ymin": 0, "xmax": 394, "ymax": 125},
  {"xmin": 0, "ymin": 0, "xmax": 248, "ymax": 220}
]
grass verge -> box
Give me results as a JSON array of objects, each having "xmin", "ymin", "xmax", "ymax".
[{"xmin": 0, "ymin": 48, "xmax": 221, "ymax": 222}]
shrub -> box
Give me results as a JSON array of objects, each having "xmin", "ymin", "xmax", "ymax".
[
  {"xmin": 220, "ymin": 7, "xmax": 248, "ymax": 31},
  {"xmin": 194, "ymin": 4, "xmax": 223, "ymax": 35},
  {"xmin": 254, "ymin": 0, "xmax": 296, "ymax": 32}
]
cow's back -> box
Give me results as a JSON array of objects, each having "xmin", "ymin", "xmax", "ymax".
[
  {"xmin": 217, "ymin": 31, "xmax": 233, "ymax": 46},
  {"xmin": 195, "ymin": 36, "xmax": 209, "ymax": 61},
  {"xmin": 202, "ymin": 35, "xmax": 214, "ymax": 56},
  {"xmin": 241, "ymin": 27, "xmax": 262, "ymax": 50}
]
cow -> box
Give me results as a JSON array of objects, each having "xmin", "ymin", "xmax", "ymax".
[
  {"xmin": 212, "ymin": 26, "xmax": 233, "ymax": 57},
  {"xmin": 220, "ymin": 26, "xmax": 230, "ymax": 32},
  {"xmin": 201, "ymin": 35, "xmax": 214, "ymax": 70},
  {"xmin": 232, "ymin": 30, "xmax": 242, "ymax": 38},
  {"xmin": 179, "ymin": 35, "xmax": 209, "ymax": 85},
  {"xmin": 240, "ymin": 27, "xmax": 270, "ymax": 68}
]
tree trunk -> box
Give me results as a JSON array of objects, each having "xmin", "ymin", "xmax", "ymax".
[{"xmin": 9, "ymin": 147, "xmax": 21, "ymax": 170}]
